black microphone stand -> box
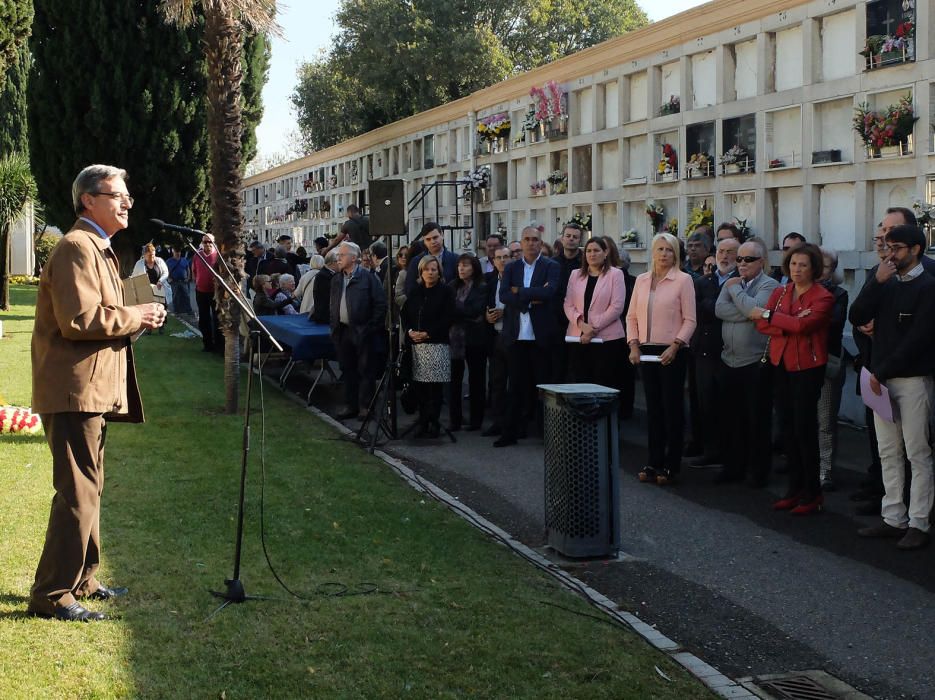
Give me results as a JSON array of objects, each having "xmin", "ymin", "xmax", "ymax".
[{"xmin": 184, "ymin": 240, "xmax": 284, "ymax": 617}]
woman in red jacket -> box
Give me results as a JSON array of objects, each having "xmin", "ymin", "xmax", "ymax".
[{"xmin": 755, "ymin": 243, "xmax": 833, "ymax": 515}]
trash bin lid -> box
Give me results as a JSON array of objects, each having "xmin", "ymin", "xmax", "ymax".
[{"xmin": 537, "ymin": 383, "xmax": 619, "ymax": 396}]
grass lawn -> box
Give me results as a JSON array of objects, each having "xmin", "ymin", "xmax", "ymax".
[{"xmin": 0, "ymin": 284, "xmax": 713, "ymax": 698}]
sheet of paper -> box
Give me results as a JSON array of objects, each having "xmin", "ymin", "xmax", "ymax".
[
  {"xmin": 639, "ymin": 354, "xmax": 662, "ymax": 363},
  {"xmin": 860, "ymin": 367, "xmax": 896, "ymax": 423}
]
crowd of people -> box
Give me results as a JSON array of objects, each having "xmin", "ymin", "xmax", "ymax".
[{"xmin": 170, "ymin": 205, "xmax": 934, "ymax": 553}]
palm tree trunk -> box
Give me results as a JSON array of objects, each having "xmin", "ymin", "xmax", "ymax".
[{"xmin": 204, "ymin": 7, "xmax": 246, "ymax": 414}]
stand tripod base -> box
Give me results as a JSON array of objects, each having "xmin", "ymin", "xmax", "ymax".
[{"xmin": 207, "ymin": 578, "xmax": 275, "ymax": 619}]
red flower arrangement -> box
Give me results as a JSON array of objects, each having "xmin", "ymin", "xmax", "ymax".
[{"xmin": 895, "ymin": 21, "xmax": 913, "ymax": 39}]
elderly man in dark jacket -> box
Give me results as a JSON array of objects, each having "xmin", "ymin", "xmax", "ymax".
[{"xmin": 330, "ymin": 242, "xmax": 387, "ymax": 419}]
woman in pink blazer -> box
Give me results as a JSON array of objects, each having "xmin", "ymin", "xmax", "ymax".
[
  {"xmin": 564, "ymin": 237, "xmax": 627, "ymax": 387},
  {"xmin": 625, "ymin": 232, "xmax": 697, "ymax": 485}
]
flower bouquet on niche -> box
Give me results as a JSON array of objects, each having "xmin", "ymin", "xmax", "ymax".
[
  {"xmin": 547, "ymin": 170, "xmax": 567, "ymax": 194},
  {"xmin": 719, "ymin": 144, "xmax": 749, "ymax": 173},
  {"xmin": 463, "ymin": 164, "xmax": 491, "ymax": 200},
  {"xmin": 621, "ymin": 228, "xmax": 641, "ymax": 248},
  {"xmin": 685, "ymin": 202, "xmax": 714, "ymax": 235},
  {"xmin": 657, "ymin": 143, "xmax": 678, "ymax": 181},
  {"xmin": 853, "ymin": 94, "xmax": 916, "ymax": 157},
  {"xmin": 646, "ymin": 199, "xmax": 665, "ymax": 232},
  {"xmin": 567, "ymin": 212, "xmax": 592, "ymax": 233},
  {"xmin": 659, "ymin": 95, "xmax": 680, "ymax": 116},
  {"xmin": 686, "ymin": 153, "xmax": 712, "ymax": 178}
]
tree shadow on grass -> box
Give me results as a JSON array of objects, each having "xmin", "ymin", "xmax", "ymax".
[
  {"xmin": 0, "ymin": 314, "xmax": 36, "ymax": 322},
  {"xmin": 1, "ymin": 434, "xmax": 47, "ymax": 444}
]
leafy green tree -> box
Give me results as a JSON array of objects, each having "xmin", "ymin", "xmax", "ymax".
[
  {"xmin": 0, "ymin": 0, "xmax": 32, "ymax": 90},
  {"xmin": 0, "ymin": 152, "xmax": 36, "ymax": 309},
  {"xmin": 292, "ymin": 0, "xmax": 648, "ymax": 150},
  {"xmin": 0, "ymin": 43, "xmax": 29, "ymax": 156}
]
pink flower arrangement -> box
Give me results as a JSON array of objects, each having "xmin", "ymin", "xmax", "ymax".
[{"xmin": 529, "ymin": 81, "xmax": 567, "ymax": 122}]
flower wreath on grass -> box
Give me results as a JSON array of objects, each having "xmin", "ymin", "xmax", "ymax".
[{"xmin": 0, "ymin": 406, "xmax": 42, "ymax": 435}]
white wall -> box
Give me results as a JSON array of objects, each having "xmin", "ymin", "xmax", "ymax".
[
  {"xmin": 769, "ymin": 107, "xmax": 801, "ymax": 162},
  {"xmin": 660, "ymin": 61, "xmax": 681, "ymax": 104},
  {"xmin": 604, "ymin": 81, "xmax": 619, "ymax": 128},
  {"xmin": 734, "ymin": 40, "xmax": 758, "ymax": 100},
  {"xmin": 578, "ymin": 86, "xmax": 594, "ymax": 135},
  {"xmin": 815, "ymin": 98, "xmax": 855, "ymax": 161},
  {"xmin": 872, "ymin": 178, "xmax": 916, "ymax": 225},
  {"xmin": 599, "ymin": 203, "xmax": 618, "ymax": 238},
  {"xmin": 819, "ymin": 183, "xmax": 856, "ymax": 250},
  {"xmin": 600, "ymin": 141, "xmax": 619, "ymax": 189},
  {"xmin": 691, "ymin": 52, "xmax": 717, "ymax": 108},
  {"xmin": 727, "ymin": 192, "xmax": 756, "ymax": 234},
  {"xmin": 629, "ymin": 72, "xmax": 648, "ymax": 121},
  {"xmin": 10, "ymin": 202, "xmax": 35, "ymax": 275},
  {"xmin": 777, "ymin": 187, "xmax": 804, "ymax": 235},
  {"xmin": 627, "ymin": 135, "xmax": 648, "ymax": 179},
  {"xmin": 821, "ymin": 10, "xmax": 856, "ymax": 81},
  {"xmin": 775, "ymin": 26, "xmax": 803, "ymax": 91}
]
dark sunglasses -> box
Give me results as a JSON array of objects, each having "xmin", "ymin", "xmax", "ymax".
[{"xmin": 737, "ymin": 256, "xmax": 761, "ymax": 263}]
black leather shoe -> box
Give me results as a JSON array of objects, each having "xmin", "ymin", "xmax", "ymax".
[
  {"xmin": 30, "ymin": 602, "xmax": 108, "ymax": 622},
  {"xmin": 88, "ymin": 585, "xmax": 128, "ymax": 601}
]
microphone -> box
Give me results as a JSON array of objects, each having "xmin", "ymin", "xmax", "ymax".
[{"xmin": 150, "ymin": 218, "xmax": 207, "ymax": 237}]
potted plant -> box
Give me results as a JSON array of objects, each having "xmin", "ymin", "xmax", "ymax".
[
  {"xmin": 719, "ymin": 144, "xmax": 749, "ymax": 174},
  {"xmin": 463, "ymin": 165, "xmax": 491, "ymax": 201},
  {"xmin": 529, "ymin": 180, "xmax": 546, "ymax": 196},
  {"xmin": 522, "ymin": 107, "xmax": 540, "ymax": 143},
  {"xmin": 860, "ymin": 34, "xmax": 886, "ymax": 68},
  {"xmin": 657, "ymin": 143, "xmax": 678, "ymax": 182},
  {"xmin": 530, "ymin": 80, "xmax": 568, "ymax": 138},
  {"xmin": 853, "ymin": 94, "xmax": 917, "ymax": 158},
  {"xmin": 547, "ymin": 170, "xmax": 567, "ymax": 195},
  {"xmin": 646, "ymin": 199, "xmax": 665, "ymax": 233},
  {"xmin": 621, "ymin": 229, "xmax": 641, "ymax": 248},
  {"xmin": 768, "ymin": 158, "xmax": 785, "ymax": 169},
  {"xmin": 567, "ymin": 212, "xmax": 592, "ymax": 233},
  {"xmin": 659, "ymin": 95, "xmax": 680, "ymax": 116},
  {"xmin": 664, "ymin": 217, "xmax": 678, "ymax": 236},
  {"xmin": 685, "ymin": 153, "xmax": 712, "ymax": 178}
]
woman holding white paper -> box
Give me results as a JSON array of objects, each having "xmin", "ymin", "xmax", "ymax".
[
  {"xmin": 563, "ymin": 237, "xmax": 627, "ymax": 387},
  {"xmin": 626, "ymin": 232, "xmax": 697, "ymax": 485}
]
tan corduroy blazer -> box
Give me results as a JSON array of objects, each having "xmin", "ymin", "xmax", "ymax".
[{"xmin": 31, "ymin": 219, "xmax": 145, "ymax": 421}]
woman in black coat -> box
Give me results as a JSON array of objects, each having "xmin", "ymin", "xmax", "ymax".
[
  {"xmin": 448, "ymin": 254, "xmax": 489, "ymax": 430},
  {"xmin": 401, "ymin": 257, "xmax": 455, "ymax": 438}
]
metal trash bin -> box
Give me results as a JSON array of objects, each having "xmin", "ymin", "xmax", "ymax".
[{"xmin": 538, "ymin": 383, "xmax": 620, "ymax": 558}]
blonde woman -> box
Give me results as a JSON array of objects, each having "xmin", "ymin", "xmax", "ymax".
[{"xmin": 626, "ymin": 232, "xmax": 697, "ymax": 485}]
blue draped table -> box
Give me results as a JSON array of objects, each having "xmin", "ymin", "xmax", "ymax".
[{"xmin": 258, "ymin": 315, "xmax": 336, "ymax": 400}]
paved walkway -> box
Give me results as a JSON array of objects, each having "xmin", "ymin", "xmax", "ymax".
[{"xmin": 269, "ymin": 359, "xmax": 932, "ymax": 699}]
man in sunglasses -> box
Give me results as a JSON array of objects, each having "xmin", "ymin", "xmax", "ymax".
[
  {"xmin": 715, "ymin": 238, "xmax": 779, "ymax": 486},
  {"xmin": 29, "ymin": 165, "xmax": 165, "ymax": 622}
]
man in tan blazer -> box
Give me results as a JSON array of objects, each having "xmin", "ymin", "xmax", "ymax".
[{"xmin": 28, "ymin": 165, "xmax": 165, "ymax": 622}]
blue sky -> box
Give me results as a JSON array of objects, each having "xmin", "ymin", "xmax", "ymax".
[{"xmin": 254, "ymin": 0, "xmax": 710, "ymax": 159}]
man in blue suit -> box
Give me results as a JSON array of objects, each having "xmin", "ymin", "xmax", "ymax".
[
  {"xmin": 494, "ymin": 226, "xmax": 560, "ymax": 447},
  {"xmin": 404, "ymin": 222, "xmax": 459, "ymax": 295}
]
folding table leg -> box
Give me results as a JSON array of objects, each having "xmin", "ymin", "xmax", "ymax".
[{"xmin": 279, "ymin": 358, "xmax": 295, "ymax": 387}]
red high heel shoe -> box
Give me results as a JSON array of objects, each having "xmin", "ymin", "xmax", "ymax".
[
  {"xmin": 790, "ymin": 495, "xmax": 824, "ymax": 516},
  {"xmin": 772, "ymin": 492, "xmax": 803, "ymax": 511}
]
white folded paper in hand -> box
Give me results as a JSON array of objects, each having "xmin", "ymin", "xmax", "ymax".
[
  {"xmin": 639, "ymin": 354, "xmax": 663, "ymax": 362},
  {"xmin": 564, "ymin": 335, "xmax": 604, "ymax": 343}
]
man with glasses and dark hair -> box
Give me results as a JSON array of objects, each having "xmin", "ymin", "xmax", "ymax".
[
  {"xmin": 850, "ymin": 224, "xmax": 935, "ymax": 550},
  {"xmin": 771, "ymin": 232, "xmax": 807, "ymax": 283},
  {"xmin": 553, "ymin": 222, "xmax": 584, "ymax": 381},
  {"xmin": 29, "ymin": 165, "xmax": 165, "ymax": 622},
  {"xmin": 192, "ymin": 233, "xmax": 221, "ymax": 352},
  {"xmin": 714, "ymin": 238, "xmax": 779, "ymax": 486}
]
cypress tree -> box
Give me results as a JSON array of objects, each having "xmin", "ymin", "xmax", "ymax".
[
  {"xmin": 0, "ymin": 44, "xmax": 29, "ymax": 156},
  {"xmin": 0, "ymin": 0, "xmax": 32, "ymax": 89},
  {"xmin": 28, "ymin": 2, "xmax": 268, "ymax": 260}
]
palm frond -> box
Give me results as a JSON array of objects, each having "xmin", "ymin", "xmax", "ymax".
[{"xmin": 160, "ymin": 0, "xmax": 282, "ymax": 36}]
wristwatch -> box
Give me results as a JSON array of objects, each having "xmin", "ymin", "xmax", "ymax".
[{"xmin": 762, "ymin": 309, "xmax": 771, "ymax": 320}]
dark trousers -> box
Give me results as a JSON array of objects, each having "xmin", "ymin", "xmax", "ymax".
[
  {"xmin": 450, "ymin": 345, "xmax": 487, "ymax": 428},
  {"xmin": 487, "ymin": 335, "xmax": 509, "ymax": 428},
  {"xmin": 551, "ymin": 339, "xmax": 570, "ymax": 384},
  {"xmin": 31, "ymin": 413, "xmax": 107, "ymax": 613},
  {"xmin": 196, "ymin": 289, "xmax": 218, "ymax": 350},
  {"xmin": 416, "ymin": 381, "xmax": 443, "ymax": 427},
  {"xmin": 171, "ymin": 279, "xmax": 192, "ymax": 314},
  {"xmin": 640, "ymin": 347, "xmax": 689, "ymax": 475},
  {"xmin": 503, "ymin": 340, "xmax": 552, "ymax": 440},
  {"xmin": 695, "ymin": 354, "xmax": 723, "ymax": 461},
  {"xmin": 618, "ymin": 357, "xmax": 636, "ymax": 419},
  {"xmin": 333, "ymin": 324, "xmax": 376, "ymax": 413},
  {"xmin": 775, "ymin": 364, "xmax": 825, "ymax": 500},
  {"xmin": 720, "ymin": 361, "xmax": 773, "ymax": 481},
  {"xmin": 687, "ymin": 353, "xmax": 701, "ymax": 451},
  {"xmin": 568, "ymin": 338, "xmax": 625, "ymax": 388}
]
